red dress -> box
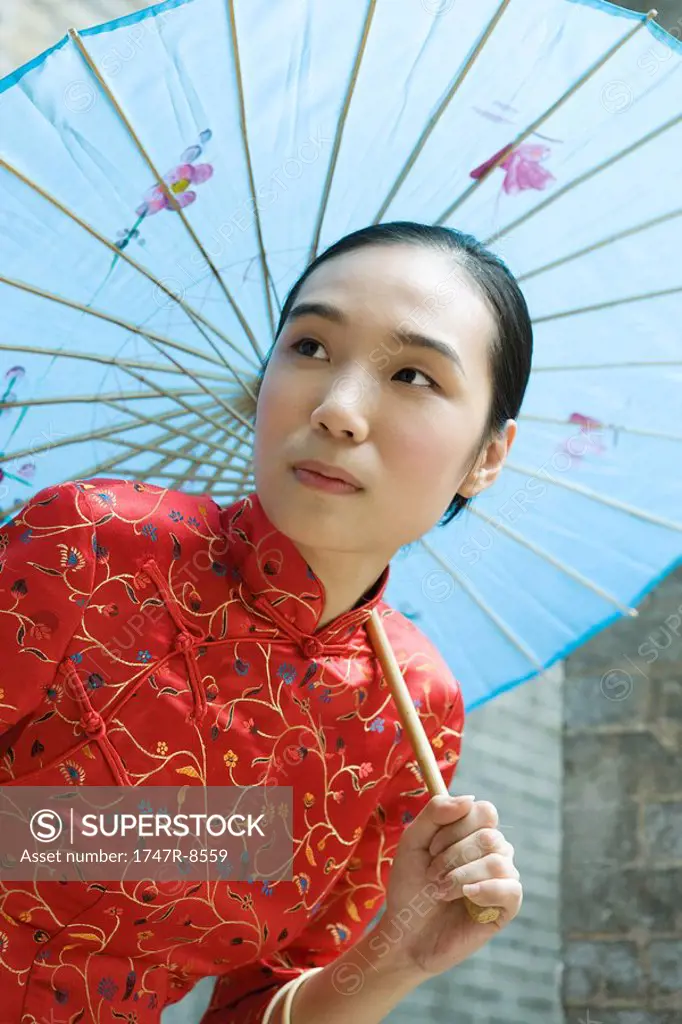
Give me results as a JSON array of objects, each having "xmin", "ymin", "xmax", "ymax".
[{"xmin": 0, "ymin": 477, "xmax": 465, "ymax": 1023}]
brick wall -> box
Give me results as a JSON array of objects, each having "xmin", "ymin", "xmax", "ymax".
[
  {"xmin": 563, "ymin": 565, "xmax": 682, "ymax": 1024},
  {"xmin": 0, "ymin": 0, "xmax": 144, "ymax": 76}
]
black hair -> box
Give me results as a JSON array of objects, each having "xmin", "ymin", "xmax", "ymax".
[{"xmin": 254, "ymin": 220, "xmax": 533, "ymax": 526}]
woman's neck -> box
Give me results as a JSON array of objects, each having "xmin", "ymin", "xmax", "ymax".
[{"xmin": 293, "ymin": 542, "xmax": 389, "ymax": 630}]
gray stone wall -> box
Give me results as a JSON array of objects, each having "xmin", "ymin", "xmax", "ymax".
[{"xmin": 563, "ymin": 565, "xmax": 682, "ymax": 1024}]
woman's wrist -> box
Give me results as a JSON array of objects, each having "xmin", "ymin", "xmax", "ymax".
[{"xmin": 278, "ymin": 926, "xmax": 428, "ymax": 1024}]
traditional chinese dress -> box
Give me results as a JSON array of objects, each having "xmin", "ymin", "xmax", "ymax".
[{"xmin": 0, "ymin": 476, "xmax": 465, "ymax": 1023}]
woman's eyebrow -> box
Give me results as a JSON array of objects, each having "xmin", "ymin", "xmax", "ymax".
[{"xmin": 286, "ymin": 300, "xmax": 467, "ymax": 378}]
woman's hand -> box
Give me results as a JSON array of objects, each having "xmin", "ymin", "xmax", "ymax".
[{"xmin": 382, "ymin": 794, "xmax": 522, "ymax": 977}]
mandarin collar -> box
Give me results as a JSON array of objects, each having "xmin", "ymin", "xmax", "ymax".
[{"xmin": 218, "ymin": 490, "xmax": 390, "ymax": 652}]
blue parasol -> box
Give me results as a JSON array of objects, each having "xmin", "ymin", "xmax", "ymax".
[{"xmin": 1, "ymin": 0, "xmax": 681, "ymax": 710}]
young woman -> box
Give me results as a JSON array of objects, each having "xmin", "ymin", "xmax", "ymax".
[{"xmin": 0, "ymin": 221, "xmax": 531, "ymax": 1023}]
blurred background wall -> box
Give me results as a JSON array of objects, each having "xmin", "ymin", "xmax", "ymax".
[{"xmin": 0, "ymin": 3, "xmax": 680, "ymax": 1024}]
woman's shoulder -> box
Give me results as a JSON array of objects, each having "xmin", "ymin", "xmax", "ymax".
[
  {"xmin": 2, "ymin": 475, "xmax": 228, "ymax": 579},
  {"xmin": 75, "ymin": 476, "xmax": 220, "ymax": 521},
  {"xmin": 4, "ymin": 476, "xmax": 220, "ymax": 527}
]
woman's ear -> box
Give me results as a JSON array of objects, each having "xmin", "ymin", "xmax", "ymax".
[{"xmin": 458, "ymin": 419, "xmax": 517, "ymax": 499}]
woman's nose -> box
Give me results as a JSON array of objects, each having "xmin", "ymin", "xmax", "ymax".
[{"xmin": 310, "ymin": 369, "xmax": 373, "ymax": 440}]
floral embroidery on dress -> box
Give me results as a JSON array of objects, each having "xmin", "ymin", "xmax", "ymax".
[{"xmin": 0, "ymin": 478, "xmax": 464, "ymax": 1023}]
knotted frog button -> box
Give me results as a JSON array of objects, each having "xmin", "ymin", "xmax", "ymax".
[
  {"xmin": 80, "ymin": 711, "xmax": 105, "ymax": 738},
  {"xmin": 175, "ymin": 631, "xmax": 195, "ymax": 652},
  {"xmin": 301, "ymin": 636, "xmax": 324, "ymax": 658}
]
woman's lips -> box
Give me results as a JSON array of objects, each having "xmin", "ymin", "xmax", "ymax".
[{"xmin": 292, "ymin": 467, "xmax": 361, "ymax": 494}]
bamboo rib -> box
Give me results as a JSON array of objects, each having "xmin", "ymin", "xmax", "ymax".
[
  {"xmin": 0, "ymin": 275, "xmax": 255, "ymax": 431},
  {"xmin": 0, "ymin": 157, "xmax": 260, "ymax": 387},
  {"xmin": 162, "ymin": 429, "xmax": 228, "ymax": 492},
  {"xmin": 67, "ymin": 27, "xmax": 264, "ymax": 362},
  {"xmin": 372, "ymin": 0, "xmax": 512, "ymax": 224},
  {"xmin": 50, "ymin": 398, "xmax": 232, "ymax": 488},
  {"xmin": 102, "ymin": 399, "xmax": 247, "ymax": 462},
  {"xmin": 435, "ymin": 12, "xmax": 655, "ymax": 226},
  {"xmin": 504, "ymin": 461, "xmax": 682, "ymax": 532},
  {"xmin": 307, "ymin": 0, "xmax": 377, "ymax": 264},
  {"xmin": 517, "ymin": 206, "xmax": 682, "ymax": 282},
  {"xmin": 0, "ymin": 400, "xmax": 226, "ymax": 523},
  {"xmin": 487, "ymin": 92, "xmax": 680, "ymax": 245},
  {"xmin": 0, "ymin": 340, "xmax": 252, "ymax": 452},
  {"xmin": 0, "ymin": 409, "xmax": 229, "ymax": 470},
  {"xmin": 0, "ymin": 274, "xmax": 231, "ymax": 371},
  {"xmin": 164, "ymin": 420, "xmax": 241, "ymax": 494},
  {"xmin": 518, "ymin": 413, "xmax": 682, "ymax": 444},
  {"xmin": 226, "ymin": 0, "xmax": 276, "ymax": 338},
  {"xmin": 531, "ymin": 361, "xmax": 682, "ymax": 370},
  {"xmin": 20, "ymin": 398, "xmax": 250, "ymax": 483},
  {"xmin": 418, "ymin": 536, "xmax": 545, "ymax": 672},
  {"xmin": 195, "ymin": 429, "xmax": 254, "ymax": 497},
  {"xmin": 532, "ymin": 285, "xmax": 682, "ymax": 323},
  {"xmin": 82, "ymin": 433, "xmax": 228, "ymax": 470},
  {"xmin": 0, "ymin": 387, "xmax": 221, "ymax": 410},
  {"xmin": 0, "ymin": 339, "xmax": 231, "ymax": 383},
  {"xmin": 467, "ymin": 506, "xmax": 638, "ymax": 616}
]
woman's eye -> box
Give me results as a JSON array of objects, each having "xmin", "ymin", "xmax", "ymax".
[
  {"xmin": 292, "ymin": 337, "xmax": 326, "ymax": 359},
  {"xmin": 393, "ymin": 367, "xmax": 438, "ymax": 389},
  {"xmin": 291, "ymin": 338, "xmax": 437, "ymax": 389}
]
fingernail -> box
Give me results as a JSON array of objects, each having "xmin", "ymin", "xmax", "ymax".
[
  {"xmin": 463, "ymin": 883, "xmax": 480, "ymax": 895},
  {"xmin": 451, "ymin": 794, "xmax": 475, "ymax": 802}
]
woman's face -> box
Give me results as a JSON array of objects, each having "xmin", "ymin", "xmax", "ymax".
[{"xmin": 253, "ymin": 243, "xmax": 515, "ymax": 558}]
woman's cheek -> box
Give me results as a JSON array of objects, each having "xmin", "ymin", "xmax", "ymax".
[{"xmin": 391, "ymin": 417, "xmax": 452, "ymax": 479}]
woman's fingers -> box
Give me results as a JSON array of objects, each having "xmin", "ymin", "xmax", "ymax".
[
  {"xmin": 428, "ymin": 827, "xmax": 514, "ymax": 880},
  {"xmin": 399, "ymin": 794, "xmax": 476, "ymax": 854},
  {"xmin": 428, "ymin": 799, "xmax": 499, "ymax": 858},
  {"xmin": 460, "ymin": 877, "xmax": 524, "ymax": 918},
  {"xmin": 429, "ymin": 851, "xmax": 519, "ymax": 900}
]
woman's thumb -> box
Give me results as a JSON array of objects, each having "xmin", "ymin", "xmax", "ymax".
[{"xmin": 400, "ymin": 794, "xmax": 475, "ymax": 853}]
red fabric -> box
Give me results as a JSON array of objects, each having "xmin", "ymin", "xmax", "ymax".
[{"xmin": 0, "ymin": 477, "xmax": 465, "ymax": 1022}]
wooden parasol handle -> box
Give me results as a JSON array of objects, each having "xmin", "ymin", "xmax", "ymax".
[{"xmin": 366, "ymin": 608, "xmax": 500, "ymax": 925}]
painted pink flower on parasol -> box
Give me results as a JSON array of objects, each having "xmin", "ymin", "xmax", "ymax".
[
  {"xmin": 136, "ymin": 143, "xmax": 214, "ymax": 217},
  {"xmin": 470, "ymin": 141, "xmax": 556, "ymax": 194}
]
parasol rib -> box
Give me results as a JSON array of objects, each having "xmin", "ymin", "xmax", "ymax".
[
  {"xmin": 38, "ymin": 400, "xmax": 236, "ymax": 493},
  {"xmin": 517, "ymin": 206, "xmax": 682, "ymax": 282},
  {"xmin": 0, "ymin": 340, "xmax": 231, "ymax": 382},
  {"xmin": 307, "ymin": 0, "xmax": 378, "ymax": 264},
  {"xmin": 68, "ymin": 27, "xmax": 264, "ymax": 361},
  {"xmin": 518, "ymin": 413, "xmax": 682, "ymax": 445},
  {"xmin": 504, "ymin": 461, "xmax": 682, "ymax": 532},
  {"xmin": 0, "ymin": 409, "xmax": 233, "ymax": 470},
  {"xmin": 532, "ymin": 285, "xmax": 682, "ymax": 323},
  {"xmin": 435, "ymin": 11, "xmax": 656, "ymax": 226},
  {"xmin": 373, "ymin": 0, "xmax": 512, "ymax": 224},
  {"xmin": 0, "ymin": 339, "xmax": 252, "ymax": 449},
  {"xmin": 0, "ymin": 158, "xmax": 260, "ymax": 384},
  {"xmin": 418, "ymin": 536, "xmax": 545, "ymax": 672},
  {"xmin": 0, "ymin": 275, "xmax": 255, "ymax": 432},
  {"xmin": 531, "ymin": 361, "xmax": 682, "ymax": 370},
  {"xmin": 225, "ymin": 0, "xmax": 277, "ymax": 338},
  {"xmin": 102, "ymin": 399, "xmax": 249, "ymax": 463},
  {"xmin": 0, "ymin": 388, "xmax": 222, "ymax": 410},
  {"xmin": 467, "ymin": 506, "xmax": 638, "ymax": 616}
]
